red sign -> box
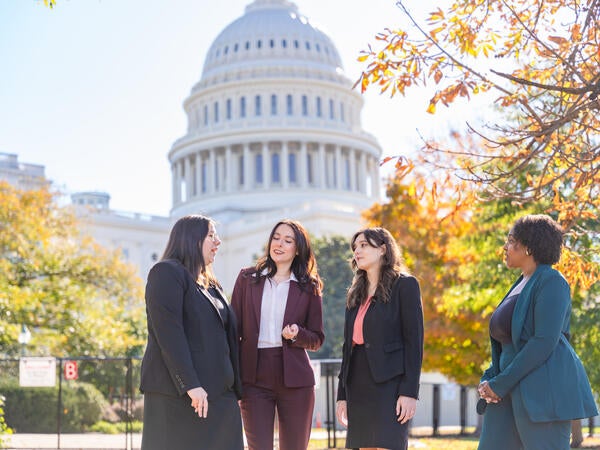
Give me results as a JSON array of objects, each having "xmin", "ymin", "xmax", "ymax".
[{"xmin": 63, "ymin": 360, "xmax": 78, "ymax": 380}]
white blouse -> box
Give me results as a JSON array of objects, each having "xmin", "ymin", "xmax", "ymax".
[{"xmin": 257, "ymin": 273, "xmax": 297, "ymax": 348}]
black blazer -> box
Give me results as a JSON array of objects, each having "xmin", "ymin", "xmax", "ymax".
[
  {"xmin": 139, "ymin": 259, "xmax": 242, "ymax": 400},
  {"xmin": 337, "ymin": 275, "xmax": 424, "ymax": 400}
]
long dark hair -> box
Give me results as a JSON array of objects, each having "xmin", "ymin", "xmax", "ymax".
[
  {"xmin": 254, "ymin": 219, "xmax": 323, "ymax": 295},
  {"xmin": 346, "ymin": 227, "xmax": 409, "ymax": 308},
  {"xmin": 161, "ymin": 215, "xmax": 220, "ymax": 288}
]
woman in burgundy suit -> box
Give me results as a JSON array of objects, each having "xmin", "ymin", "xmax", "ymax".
[{"xmin": 231, "ymin": 219, "xmax": 324, "ymax": 450}]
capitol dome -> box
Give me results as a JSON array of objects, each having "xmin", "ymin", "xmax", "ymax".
[{"xmin": 168, "ymin": 0, "xmax": 382, "ymax": 289}]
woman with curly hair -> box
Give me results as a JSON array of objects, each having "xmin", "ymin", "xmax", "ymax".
[
  {"xmin": 231, "ymin": 219, "xmax": 324, "ymax": 450},
  {"xmin": 477, "ymin": 214, "xmax": 597, "ymax": 450},
  {"xmin": 336, "ymin": 227, "xmax": 424, "ymax": 450}
]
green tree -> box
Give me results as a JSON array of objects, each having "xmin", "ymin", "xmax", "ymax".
[
  {"xmin": 312, "ymin": 235, "xmax": 353, "ymax": 359},
  {"xmin": 0, "ymin": 181, "xmax": 145, "ymax": 358}
]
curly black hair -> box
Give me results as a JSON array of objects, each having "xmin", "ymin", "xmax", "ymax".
[{"xmin": 511, "ymin": 214, "xmax": 563, "ymax": 265}]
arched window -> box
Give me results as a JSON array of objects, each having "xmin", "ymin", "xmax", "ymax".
[
  {"xmin": 226, "ymin": 99, "xmax": 232, "ymax": 120},
  {"xmin": 240, "ymin": 97, "xmax": 246, "ymax": 118},
  {"xmin": 340, "ymin": 102, "xmax": 345, "ymax": 122},
  {"xmin": 286, "ymin": 95, "xmax": 293, "ymax": 116},
  {"xmin": 269, "ymin": 39, "xmax": 275, "ymax": 48},
  {"xmin": 255, "ymin": 95, "xmax": 262, "ymax": 116},
  {"xmin": 245, "ymin": 41, "xmax": 250, "ymax": 50},
  {"xmin": 271, "ymin": 153, "xmax": 280, "ymax": 184},
  {"xmin": 301, "ymin": 95, "xmax": 308, "ymax": 116},
  {"xmin": 204, "ymin": 105, "xmax": 208, "ymax": 125},
  {"xmin": 257, "ymin": 40, "xmax": 262, "ymax": 49},
  {"xmin": 271, "ymin": 94, "xmax": 277, "ymax": 115},
  {"xmin": 316, "ymin": 97, "xmax": 322, "ymax": 117},
  {"xmin": 289, "ymin": 153, "xmax": 297, "ymax": 184},
  {"xmin": 214, "ymin": 102, "xmax": 219, "ymax": 123},
  {"xmin": 282, "ymin": 39, "xmax": 287, "ymax": 48},
  {"xmin": 255, "ymin": 153, "xmax": 263, "ymax": 184},
  {"xmin": 329, "ymin": 99, "xmax": 335, "ymax": 119}
]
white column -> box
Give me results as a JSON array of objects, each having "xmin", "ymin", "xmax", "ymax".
[
  {"xmin": 177, "ymin": 159, "xmax": 185, "ymax": 202},
  {"xmin": 208, "ymin": 149, "xmax": 215, "ymax": 194},
  {"xmin": 300, "ymin": 141, "xmax": 308, "ymax": 187},
  {"xmin": 262, "ymin": 142, "xmax": 271, "ymax": 189},
  {"xmin": 184, "ymin": 156, "xmax": 193, "ymax": 201},
  {"xmin": 243, "ymin": 143, "xmax": 251, "ymax": 190},
  {"xmin": 359, "ymin": 151, "xmax": 367, "ymax": 194},
  {"xmin": 225, "ymin": 145, "xmax": 233, "ymax": 192},
  {"xmin": 171, "ymin": 162, "xmax": 179, "ymax": 205},
  {"xmin": 195, "ymin": 152, "xmax": 202, "ymax": 196},
  {"xmin": 317, "ymin": 142, "xmax": 326, "ymax": 188},
  {"xmin": 281, "ymin": 141, "xmax": 289, "ymax": 188},
  {"xmin": 349, "ymin": 148, "xmax": 357, "ymax": 192},
  {"xmin": 335, "ymin": 145, "xmax": 343, "ymax": 190}
]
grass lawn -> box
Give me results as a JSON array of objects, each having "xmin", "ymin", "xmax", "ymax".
[{"xmin": 308, "ymin": 434, "xmax": 600, "ymax": 449}]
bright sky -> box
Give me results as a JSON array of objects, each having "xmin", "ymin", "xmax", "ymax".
[{"xmin": 0, "ymin": 0, "xmax": 490, "ymax": 216}]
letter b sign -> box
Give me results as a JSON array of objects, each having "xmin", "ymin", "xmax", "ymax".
[{"xmin": 64, "ymin": 360, "xmax": 78, "ymax": 380}]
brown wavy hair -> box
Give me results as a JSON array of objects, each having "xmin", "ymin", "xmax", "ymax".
[
  {"xmin": 346, "ymin": 227, "xmax": 409, "ymax": 308},
  {"xmin": 253, "ymin": 219, "xmax": 323, "ymax": 295}
]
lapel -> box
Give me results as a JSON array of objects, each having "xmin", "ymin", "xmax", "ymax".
[
  {"xmin": 249, "ymin": 275, "xmax": 266, "ymax": 330},
  {"xmin": 510, "ymin": 265, "xmax": 547, "ymax": 350},
  {"xmin": 282, "ymin": 281, "xmax": 303, "ymax": 325},
  {"xmin": 197, "ymin": 284, "xmax": 225, "ymax": 327}
]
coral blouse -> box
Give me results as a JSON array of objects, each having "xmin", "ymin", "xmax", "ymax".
[{"xmin": 352, "ymin": 296, "xmax": 372, "ymax": 345}]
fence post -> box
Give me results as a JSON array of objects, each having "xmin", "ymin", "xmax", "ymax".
[
  {"xmin": 460, "ymin": 386, "xmax": 467, "ymax": 435},
  {"xmin": 56, "ymin": 358, "xmax": 63, "ymax": 449},
  {"xmin": 325, "ymin": 363, "xmax": 336, "ymax": 449},
  {"xmin": 432, "ymin": 384, "xmax": 440, "ymax": 436}
]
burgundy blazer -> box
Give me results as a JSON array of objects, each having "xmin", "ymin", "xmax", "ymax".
[{"xmin": 230, "ymin": 267, "xmax": 324, "ymax": 388}]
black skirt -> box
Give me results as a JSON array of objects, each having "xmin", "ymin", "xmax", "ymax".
[
  {"xmin": 142, "ymin": 390, "xmax": 243, "ymax": 450},
  {"xmin": 345, "ymin": 345, "xmax": 409, "ymax": 450}
]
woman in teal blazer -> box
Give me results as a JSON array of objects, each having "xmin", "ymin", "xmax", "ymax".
[{"xmin": 478, "ymin": 214, "xmax": 597, "ymax": 450}]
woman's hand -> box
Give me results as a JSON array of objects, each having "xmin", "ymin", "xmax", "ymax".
[
  {"xmin": 396, "ymin": 395, "xmax": 417, "ymax": 424},
  {"xmin": 282, "ymin": 323, "xmax": 299, "ymax": 341},
  {"xmin": 478, "ymin": 381, "xmax": 501, "ymax": 403},
  {"xmin": 336, "ymin": 400, "xmax": 348, "ymax": 428},
  {"xmin": 187, "ymin": 387, "xmax": 209, "ymax": 418}
]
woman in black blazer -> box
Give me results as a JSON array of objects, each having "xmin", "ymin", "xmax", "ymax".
[
  {"xmin": 336, "ymin": 227, "xmax": 424, "ymax": 450},
  {"xmin": 139, "ymin": 215, "xmax": 243, "ymax": 450}
]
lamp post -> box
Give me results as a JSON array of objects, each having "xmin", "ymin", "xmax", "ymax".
[{"xmin": 17, "ymin": 324, "xmax": 31, "ymax": 357}]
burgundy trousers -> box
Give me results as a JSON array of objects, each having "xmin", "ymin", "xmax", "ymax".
[{"xmin": 240, "ymin": 347, "xmax": 315, "ymax": 450}]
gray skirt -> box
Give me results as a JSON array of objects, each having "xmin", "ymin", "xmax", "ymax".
[{"xmin": 142, "ymin": 390, "xmax": 243, "ymax": 450}]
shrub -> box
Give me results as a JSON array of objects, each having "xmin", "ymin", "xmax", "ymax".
[
  {"xmin": 0, "ymin": 380, "xmax": 109, "ymax": 433},
  {"xmin": 0, "ymin": 395, "xmax": 13, "ymax": 449}
]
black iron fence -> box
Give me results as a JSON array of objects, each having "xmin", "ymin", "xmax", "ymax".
[{"xmin": 0, "ymin": 357, "xmax": 596, "ymax": 449}]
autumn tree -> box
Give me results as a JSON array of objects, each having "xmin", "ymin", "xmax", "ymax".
[
  {"xmin": 364, "ymin": 144, "xmax": 599, "ymax": 386},
  {"xmin": 0, "ymin": 181, "xmax": 145, "ymax": 358},
  {"xmin": 358, "ymin": 0, "xmax": 600, "ymax": 238}
]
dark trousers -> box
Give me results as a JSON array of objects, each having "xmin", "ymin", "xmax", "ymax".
[{"xmin": 240, "ymin": 347, "xmax": 315, "ymax": 450}]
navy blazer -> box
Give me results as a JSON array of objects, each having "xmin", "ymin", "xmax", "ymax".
[
  {"xmin": 337, "ymin": 275, "xmax": 424, "ymax": 401},
  {"xmin": 482, "ymin": 265, "xmax": 597, "ymax": 422},
  {"xmin": 139, "ymin": 259, "xmax": 242, "ymax": 400},
  {"xmin": 230, "ymin": 268, "xmax": 324, "ymax": 388}
]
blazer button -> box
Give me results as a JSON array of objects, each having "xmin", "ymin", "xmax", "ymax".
[{"xmin": 365, "ymin": 342, "xmax": 370, "ymax": 348}]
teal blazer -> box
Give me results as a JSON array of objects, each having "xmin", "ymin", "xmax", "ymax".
[{"xmin": 481, "ymin": 265, "xmax": 597, "ymax": 422}]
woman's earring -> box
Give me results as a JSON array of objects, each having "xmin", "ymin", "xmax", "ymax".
[{"xmin": 526, "ymin": 249, "xmax": 531, "ymax": 256}]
